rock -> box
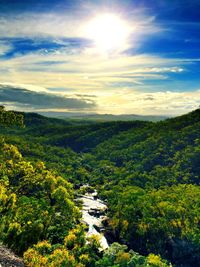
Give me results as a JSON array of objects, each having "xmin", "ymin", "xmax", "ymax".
[
  {"xmin": 0, "ymin": 246, "xmax": 24, "ymax": 267},
  {"xmin": 88, "ymin": 208, "xmax": 103, "ymax": 218},
  {"xmin": 104, "ymin": 229, "xmax": 118, "ymax": 244},
  {"xmin": 101, "ymin": 217, "xmax": 109, "ymax": 227},
  {"xmin": 93, "ymin": 224, "xmax": 105, "ymax": 233}
]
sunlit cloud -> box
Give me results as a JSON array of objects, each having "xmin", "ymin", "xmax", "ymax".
[
  {"xmin": 93, "ymin": 89, "xmax": 200, "ymax": 115},
  {"xmin": 0, "ymin": 82, "xmax": 48, "ymax": 92},
  {"xmin": 1, "ymin": 83, "xmax": 200, "ymax": 116},
  {"xmin": 0, "ymin": 46, "xmax": 195, "ymax": 94},
  {"xmin": 0, "ymin": 5, "xmax": 162, "ymax": 58},
  {"xmin": 0, "ymin": 47, "xmax": 198, "ymax": 118}
]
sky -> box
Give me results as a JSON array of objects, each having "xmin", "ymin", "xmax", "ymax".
[{"xmin": 0, "ymin": 0, "xmax": 200, "ymax": 115}]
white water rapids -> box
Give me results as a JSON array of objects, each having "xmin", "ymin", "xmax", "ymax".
[{"xmin": 79, "ymin": 190, "xmax": 109, "ymax": 251}]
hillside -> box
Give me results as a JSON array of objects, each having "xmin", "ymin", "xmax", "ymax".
[
  {"xmin": 4, "ymin": 112, "xmax": 152, "ymax": 152},
  {"xmin": 1, "ymin": 108, "xmax": 200, "ymax": 266}
]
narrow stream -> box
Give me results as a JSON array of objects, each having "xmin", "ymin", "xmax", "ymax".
[{"xmin": 79, "ymin": 189, "xmax": 109, "ymax": 251}]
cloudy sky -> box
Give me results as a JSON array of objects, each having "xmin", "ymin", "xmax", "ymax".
[{"xmin": 0, "ymin": 0, "xmax": 200, "ymax": 115}]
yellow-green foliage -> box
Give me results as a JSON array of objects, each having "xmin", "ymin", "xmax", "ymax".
[
  {"xmin": 147, "ymin": 253, "xmax": 171, "ymax": 267},
  {"xmin": 108, "ymin": 184, "xmax": 200, "ymax": 256},
  {"xmin": 0, "ymin": 106, "xmax": 24, "ymax": 127},
  {"xmin": 95, "ymin": 242, "xmax": 171, "ymax": 267},
  {"xmin": 24, "ymin": 230, "xmax": 101, "ymax": 267},
  {"xmin": 0, "ymin": 140, "xmax": 80, "ymax": 254}
]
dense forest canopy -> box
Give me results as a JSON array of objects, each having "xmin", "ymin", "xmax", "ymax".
[
  {"xmin": 0, "ymin": 106, "xmax": 24, "ymax": 127},
  {"xmin": 1, "ymin": 108, "xmax": 200, "ymax": 266}
]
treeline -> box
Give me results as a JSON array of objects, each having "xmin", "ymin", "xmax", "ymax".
[{"xmin": 0, "ymin": 106, "xmax": 24, "ymax": 127}]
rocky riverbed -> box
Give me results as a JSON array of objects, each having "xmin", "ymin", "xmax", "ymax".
[
  {"xmin": 79, "ymin": 189, "xmax": 109, "ymax": 251},
  {"xmin": 0, "ymin": 246, "xmax": 24, "ymax": 267}
]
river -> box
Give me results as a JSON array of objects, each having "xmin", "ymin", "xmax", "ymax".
[{"xmin": 79, "ymin": 189, "xmax": 109, "ymax": 251}]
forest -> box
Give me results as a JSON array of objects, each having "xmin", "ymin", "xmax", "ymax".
[{"xmin": 1, "ymin": 105, "xmax": 200, "ymax": 266}]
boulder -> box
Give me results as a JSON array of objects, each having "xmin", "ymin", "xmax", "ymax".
[{"xmin": 0, "ymin": 246, "xmax": 24, "ymax": 267}]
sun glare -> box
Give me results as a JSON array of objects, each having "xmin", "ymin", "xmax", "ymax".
[{"xmin": 84, "ymin": 14, "xmax": 131, "ymax": 53}]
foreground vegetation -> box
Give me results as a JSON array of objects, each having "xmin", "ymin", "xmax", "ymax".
[{"xmin": 1, "ymin": 106, "xmax": 200, "ymax": 266}]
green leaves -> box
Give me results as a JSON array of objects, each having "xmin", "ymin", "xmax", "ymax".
[
  {"xmin": 0, "ymin": 140, "xmax": 79, "ymax": 254},
  {"xmin": 95, "ymin": 243, "xmax": 170, "ymax": 267},
  {"xmin": 0, "ymin": 106, "xmax": 24, "ymax": 127},
  {"xmin": 107, "ymin": 184, "xmax": 200, "ymax": 262}
]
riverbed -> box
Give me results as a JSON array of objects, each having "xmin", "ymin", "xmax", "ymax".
[{"xmin": 79, "ymin": 190, "xmax": 109, "ymax": 251}]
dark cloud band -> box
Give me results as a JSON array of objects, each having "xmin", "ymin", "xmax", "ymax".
[{"xmin": 0, "ymin": 85, "xmax": 96, "ymax": 110}]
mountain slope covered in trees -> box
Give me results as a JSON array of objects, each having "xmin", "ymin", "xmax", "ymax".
[{"xmin": 1, "ymin": 107, "xmax": 200, "ymax": 266}]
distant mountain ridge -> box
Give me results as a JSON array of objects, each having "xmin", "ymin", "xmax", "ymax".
[{"xmin": 38, "ymin": 111, "xmax": 169, "ymax": 122}]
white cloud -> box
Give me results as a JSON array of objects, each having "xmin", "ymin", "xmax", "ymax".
[
  {"xmin": 0, "ymin": 41, "xmax": 13, "ymax": 56},
  {"xmin": 0, "ymin": 82, "xmax": 48, "ymax": 93},
  {"xmin": 1, "ymin": 80, "xmax": 200, "ymax": 115},
  {"xmin": 0, "ymin": 8, "xmax": 162, "ymax": 54},
  {"xmin": 135, "ymin": 67, "xmax": 185, "ymax": 73},
  {"xmin": 92, "ymin": 89, "xmax": 200, "ymax": 115},
  {"xmin": 0, "ymin": 46, "xmax": 192, "ymax": 93}
]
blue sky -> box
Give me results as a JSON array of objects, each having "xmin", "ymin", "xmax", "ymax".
[{"xmin": 0, "ymin": 0, "xmax": 199, "ymax": 115}]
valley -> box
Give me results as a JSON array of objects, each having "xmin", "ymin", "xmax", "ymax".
[{"xmin": 1, "ymin": 107, "xmax": 200, "ymax": 266}]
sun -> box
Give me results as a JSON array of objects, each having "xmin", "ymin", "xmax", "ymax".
[{"xmin": 84, "ymin": 14, "xmax": 131, "ymax": 53}]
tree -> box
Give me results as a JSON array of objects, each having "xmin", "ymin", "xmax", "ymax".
[{"xmin": 0, "ymin": 106, "xmax": 24, "ymax": 127}]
